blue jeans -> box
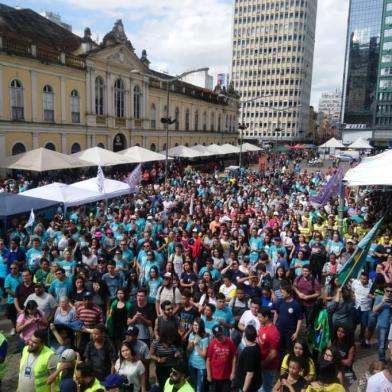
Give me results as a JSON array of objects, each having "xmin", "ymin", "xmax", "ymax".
[
  {"xmin": 189, "ymin": 365, "xmax": 207, "ymax": 392},
  {"xmin": 260, "ymin": 369, "xmax": 276, "ymax": 392},
  {"xmin": 377, "ymin": 326, "xmax": 389, "ymax": 362}
]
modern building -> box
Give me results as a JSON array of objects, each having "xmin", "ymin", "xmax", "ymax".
[
  {"xmin": 231, "ymin": 0, "xmax": 317, "ymax": 143},
  {"xmin": 217, "ymin": 73, "xmax": 230, "ymax": 88},
  {"xmin": 182, "ymin": 69, "xmax": 214, "ymax": 90},
  {"xmin": 40, "ymin": 11, "xmax": 72, "ymax": 31},
  {"xmin": 341, "ymin": 0, "xmax": 385, "ymax": 143},
  {"xmin": 318, "ymin": 90, "xmax": 342, "ymax": 125},
  {"xmin": 0, "ymin": 6, "xmax": 238, "ymax": 157}
]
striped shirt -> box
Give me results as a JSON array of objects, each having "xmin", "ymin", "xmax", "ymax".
[{"xmin": 76, "ymin": 304, "xmax": 103, "ymax": 328}]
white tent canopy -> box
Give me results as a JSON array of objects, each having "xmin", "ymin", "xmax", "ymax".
[
  {"xmin": 344, "ymin": 149, "xmax": 392, "ymax": 186},
  {"xmin": 20, "ymin": 182, "xmax": 101, "ymax": 208},
  {"xmin": 190, "ymin": 145, "xmax": 215, "ymax": 156},
  {"xmin": 318, "ymin": 137, "xmax": 345, "ymax": 149},
  {"xmin": 118, "ymin": 146, "xmax": 168, "ymax": 163},
  {"xmin": 0, "ymin": 147, "xmax": 92, "ymax": 172},
  {"xmin": 348, "ymin": 137, "xmax": 373, "ymax": 149},
  {"xmin": 164, "ymin": 145, "xmax": 201, "ymax": 158},
  {"xmin": 206, "ymin": 144, "xmax": 226, "ymax": 155},
  {"xmin": 221, "ymin": 144, "xmax": 241, "ymax": 154},
  {"xmin": 71, "ymin": 178, "xmax": 131, "ymax": 199},
  {"xmin": 241, "ymin": 143, "xmax": 262, "ymax": 152},
  {"xmin": 72, "ymin": 147, "xmax": 128, "ymax": 167}
]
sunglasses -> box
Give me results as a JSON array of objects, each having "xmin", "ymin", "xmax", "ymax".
[{"xmin": 170, "ymin": 369, "xmax": 179, "ymax": 376}]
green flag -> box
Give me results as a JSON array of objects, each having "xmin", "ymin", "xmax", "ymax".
[{"xmin": 338, "ymin": 216, "xmax": 384, "ymax": 286}]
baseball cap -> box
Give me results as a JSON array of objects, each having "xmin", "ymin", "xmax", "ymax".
[
  {"xmin": 34, "ymin": 282, "xmax": 45, "ymax": 288},
  {"xmin": 61, "ymin": 349, "xmax": 77, "ymax": 362},
  {"xmin": 273, "ymin": 236, "xmax": 281, "ymax": 242},
  {"xmin": 101, "ymin": 374, "xmax": 127, "ymax": 388},
  {"xmin": 273, "ymin": 211, "xmax": 279, "ymax": 216},
  {"xmin": 126, "ymin": 325, "xmax": 139, "ymax": 336},
  {"xmin": 94, "ymin": 231, "xmax": 102, "ymax": 238},
  {"xmin": 83, "ymin": 291, "xmax": 93, "ymax": 299},
  {"xmin": 212, "ymin": 325, "xmax": 224, "ymax": 337},
  {"xmin": 163, "ymin": 272, "xmax": 172, "ymax": 279}
]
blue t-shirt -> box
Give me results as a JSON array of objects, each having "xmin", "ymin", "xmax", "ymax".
[
  {"xmin": 188, "ymin": 332, "xmax": 209, "ymax": 370},
  {"xmin": 49, "ymin": 278, "xmax": 73, "ymax": 302},
  {"xmin": 26, "ymin": 248, "xmax": 43, "ymax": 272},
  {"xmin": 274, "ymin": 298, "xmax": 303, "ymax": 333},
  {"xmin": 0, "ymin": 254, "xmax": 8, "ymax": 279},
  {"xmin": 201, "ymin": 316, "xmax": 218, "ymax": 335},
  {"xmin": 249, "ymin": 237, "xmax": 263, "ymax": 264},
  {"xmin": 4, "ymin": 273, "xmax": 22, "ymax": 304},
  {"xmin": 102, "ymin": 273, "xmax": 125, "ymax": 300},
  {"xmin": 213, "ymin": 307, "xmax": 235, "ymax": 336},
  {"xmin": 58, "ymin": 260, "xmax": 76, "ymax": 279},
  {"xmin": 148, "ymin": 277, "xmax": 163, "ymax": 302},
  {"xmin": 374, "ymin": 295, "xmax": 391, "ymax": 328}
]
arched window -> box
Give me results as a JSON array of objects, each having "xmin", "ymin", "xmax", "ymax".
[
  {"xmin": 203, "ymin": 112, "xmax": 207, "ymax": 131},
  {"xmin": 150, "ymin": 143, "xmax": 156, "ymax": 152},
  {"xmin": 194, "ymin": 110, "xmax": 199, "ymax": 131},
  {"xmin": 175, "ymin": 107, "xmax": 180, "ymax": 131},
  {"xmin": 97, "ymin": 142, "xmax": 105, "ymax": 148},
  {"xmin": 114, "ymin": 79, "xmax": 125, "ymax": 118},
  {"xmin": 175, "ymin": 143, "xmax": 179, "ymax": 147},
  {"xmin": 45, "ymin": 142, "xmax": 56, "ymax": 151},
  {"xmin": 185, "ymin": 109, "xmax": 190, "ymax": 131},
  {"xmin": 185, "ymin": 142, "xmax": 189, "ymax": 147},
  {"xmin": 133, "ymin": 85, "xmax": 142, "ymax": 119},
  {"xmin": 10, "ymin": 79, "xmax": 24, "ymax": 120},
  {"xmin": 95, "ymin": 76, "xmax": 104, "ymax": 115},
  {"xmin": 162, "ymin": 143, "xmax": 167, "ymax": 151},
  {"xmin": 43, "ymin": 84, "xmax": 54, "ymax": 121},
  {"xmin": 151, "ymin": 104, "xmax": 157, "ymax": 128},
  {"xmin": 113, "ymin": 133, "xmax": 127, "ymax": 152},
  {"xmin": 71, "ymin": 142, "xmax": 81, "ymax": 154},
  {"xmin": 71, "ymin": 89, "xmax": 80, "ymax": 123},
  {"xmin": 218, "ymin": 114, "xmax": 222, "ymax": 132},
  {"xmin": 11, "ymin": 142, "xmax": 26, "ymax": 155},
  {"xmin": 210, "ymin": 112, "xmax": 215, "ymax": 132}
]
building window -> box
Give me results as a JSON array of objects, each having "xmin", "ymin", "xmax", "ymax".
[
  {"xmin": 211, "ymin": 112, "xmax": 215, "ymax": 132},
  {"xmin": 381, "ymin": 67, "xmax": 392, "ymax": 76},
  {"xmin": 386, "ymin": 29, "xmax": 392, "ymax": 38},
  {"xmin": 71, "ymin": 142, "xmax": 81, "ymax": 154},
  {"xmin": 175, "ymin": 107, "xmax": 180, "ymax": 131},
  {"xmin": 150, "ymin": 143, "xmax": 156, "ymax": 152},
  {"xmin": 12, "ymin": 142, "xmax": 26, "ymax": 155},
  {"xmin": 10, "ymin": 79, "xmax": 24, "ymax": 120},
  {"xmin": 71, "ymin": 89, "xmax": 80, "ymax": 123},
  {"xmin": 43, "ymin": 84, "xmax": 54, "ymax": 122},
  {"xmin": 185, "ymin": 109, "xmax": 190, "ymax": 131},
  {"xmin": 133, "ymin": 85, "xmax": 141, "ymax": 119},
  {"xmin": 384, "ymin": 41, "xmax": 392, "ymax": 51},
  {"xmin": 203, "ymin": 111, "xmax": 207, "ymax": 131},
  {"xmin": 95, "ymin": 76, "xmax": 105, "ymax": 115},
  {"xmin": 151, "ymin": 104, "xmax": 156, "ymax": 128},
  {"xmin": 114, "ymin": 79, "xmax": 125, "ymax": 118},
  {"xmin": 386, "ymin": 16, "xmax": 392, "ymax": 25},
  {"xmin": 388, "ymin": 3, "xmax": 392, "ymax": 11},
  {"xmin": 45, "ymin": 142, "xmax": 56, "ymax": 151},
  {"xmin": 194, "ymin": 110, "xmax": 199, "ymax": 131},
  {"xmin": 380, "ymin": 79, "xmax": 392, "ymax": 88}
]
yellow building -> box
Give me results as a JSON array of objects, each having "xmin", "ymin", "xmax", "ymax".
[{"xmin": 0, "ymin": 6, "xmax": 239, "ymax": 158}]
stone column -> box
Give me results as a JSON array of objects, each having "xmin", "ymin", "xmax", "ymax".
[
  {"xmin": 60, "ymin": 76, "xmax": 66, "ymax": 123},
  {"xmin": 31, "ymin": 70, "xmax": 37, "ymax": 122}
]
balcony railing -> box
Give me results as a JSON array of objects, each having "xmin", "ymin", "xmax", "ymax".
[
  {"xmin": 44, "ymin": 109, "xmax": 54, "ymax": 122},
  {"xmin": 11, "ymin": 106, "xmax": 24, "ymax": 120}
]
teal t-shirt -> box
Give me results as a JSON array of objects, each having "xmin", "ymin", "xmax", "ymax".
[{"xmin": 188, "ymin": 332, "xmax": 209, "ymax": 370}]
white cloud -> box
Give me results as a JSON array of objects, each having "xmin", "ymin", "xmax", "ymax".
[{"xmin": 61, "ymin": 0, "xmax": 348, "ymax": 110}]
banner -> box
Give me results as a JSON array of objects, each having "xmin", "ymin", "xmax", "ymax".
[
  {"xmin": 338, "ymin": 216, "xmax": 384, "ymax": 286},
  {"xmin": 126, "ymin": 164, "xmax": 142, "ymax": 192},
  {"xmin": 310, "ymin": 168, "xmax": 343, "ymax": 207},
  {"xmin": 97, "ymin": 165, "xmax": 105, "ymax": 194}
]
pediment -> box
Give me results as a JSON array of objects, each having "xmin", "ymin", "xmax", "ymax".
[{"xmin": 87, "ymin": 44, "xmax": 147, "ymax": 73}]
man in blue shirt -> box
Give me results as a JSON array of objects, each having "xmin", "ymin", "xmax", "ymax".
[
  {"xmin": 4, "ymin": 238, "xmax": 26, "ymax": 273},
  {"xmin": 373, "ymin": 282, "xmax": 392, "ymax": 362},
  {"xmin": 48, "ymin": 267, "xmax": 73, "ymax": 301},
  {"xmin": 4, "ymin": 263, "xmax": 22, "ymax": 335},
  {"xmin": 102, "ymin": 261, "xmax": 125, "ymax": 300},
  {"xmin": 213, "ymin": 293, "xmax": 235, "ymax": 336},
  {"xmin": 198, "ymin": 259, "xmax": 221, "ymax": 280}
]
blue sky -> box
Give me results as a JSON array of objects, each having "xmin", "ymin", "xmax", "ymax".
[{"xmin": 5, "ymin": 0, "xmax": 349, "ymax": 108}]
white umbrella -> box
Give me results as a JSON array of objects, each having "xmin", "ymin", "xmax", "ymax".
[
  {"xmin": 190, "ymin": 145, "xmax": 215, "ymax": 156},
  {"xmin": 319, "ymin": 137, "xmax": 345, "ymax": 149},
  {"xmin": 118, "ymin": 146, "xmax": 169, "ymax": 163},
  {"xmin": 0, "ymin": 147, "xmax": 92, "ymax": 172},
  {"xmin": 241, "ymin": 143, "xmax": 262, "ymax": 152},
  {"xmin": 207, "ymin": 144, "xmax": 226, "ymax": 155},
  {"xmin": 348, "ymin": 137, "xmax": 373, "ymax": 149},
  {"xmin": 221, "ymin": 144, "xmax": 241, "ymax": 154},
  {"xmin": 71, "ymin": 178, "xmax": 131, "ymax": 199},
  {"xmin": 72, "ymin": 147, "xmax": 128, "ymax": 167}
]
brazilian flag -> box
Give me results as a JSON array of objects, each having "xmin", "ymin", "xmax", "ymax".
[{"xmin": 338, "ymin": 216, "xmax": 384, "ymax": 286}]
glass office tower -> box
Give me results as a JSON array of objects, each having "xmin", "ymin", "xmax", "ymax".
[{"xmin": 342, "ymin": 0, "xmax": 383, "ymax": 126}]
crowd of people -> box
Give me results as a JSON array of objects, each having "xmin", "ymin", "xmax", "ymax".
[{"xmin": 0, "ymin": 152, "xmax": 391, "ymax": 392}]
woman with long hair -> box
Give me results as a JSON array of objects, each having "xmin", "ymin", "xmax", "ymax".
[
  {"xmin": 198, "ymin": 284, "xmax": 216, "ymax": 313},
  {"xmin": 187, "ymin": 318, "xmax": 209, "ymax": 392},
  {"xmin": 273, "ymin": 356, "xmax": 307, "ymax": 392},
  {"xmin": 305, "ymin": 360, "xmax": 345, "ymax": 392},
  {"xmin": 281, "ymin": 338, "xmax": 316, "ymax": 382},
  {"xmin": 115, "ymin": 341, "xmax": 146, "ymax": 392}
]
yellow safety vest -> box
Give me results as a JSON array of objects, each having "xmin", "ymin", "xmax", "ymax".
[
  {"xmin": 84, "ymin": 378, "xmax": 104, "ymax": 392},
  {"xmin": 164, "ymin": 379, "xmax": 195, "ymax": 392},
  {"xmin": 0, "ymin": 333, "xmax": 6, "ymax": 380},
  {"xmin": 19, "ymin": 345, "xmax": 55, "ymax": 392}
]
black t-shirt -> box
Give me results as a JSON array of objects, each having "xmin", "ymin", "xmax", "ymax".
[
  {"xmin": 236, "ymin": 344, "xmax": 262, "ymax": 392},
  {"xmin": 178, "ymin": 306, "xmax": 199, "ymax": 331},
  {"xmin": 84, "ymin": 339, "xmax": 117, "ymax": 381},
  {"xmin": 128, "ymin": 303, "xmax": 157, "ymax": 340},
  {"xmin": 280, "ymin": 374, "xmax": 307, "ymax": 392}
]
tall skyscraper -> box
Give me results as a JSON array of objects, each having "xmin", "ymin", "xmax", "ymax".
[
  {"xmin": 341, "ymin": 0, "xmax": 384, "ymax": 143},
  {"xmin": 231, "ymin": 0, "xmax": 317, "ymax": 142}
]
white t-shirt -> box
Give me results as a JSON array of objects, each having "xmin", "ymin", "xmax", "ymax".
[
  {"xmin": 24, "ymin": 292, "xmax": 57, "ymax": 318},
  {"xmin": 366, "ymin": 371, "xmax": 392, "ymax": 392},
  {"xmin": 351, "ymin": 279, "xmax": 372, "ymax": 311},
  {"xmin": 239, "ymin": 310, "xmax": 260, "ymax": 331},
  {"xmin": 115, "ymin": 359, "xmax": 145, "ymax": 392}
]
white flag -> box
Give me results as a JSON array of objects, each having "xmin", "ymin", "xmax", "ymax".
[
  {"xmin": 126, "ymin": 164, "xmax": 142, "ymax": 192},
  {"xmin": 189, "ymin": 194, "xmax": 194, "ymax": 216},
  {"xmin": 97, "ymin": 165, "xmax": 105, "ymax": 193},
  {"xmin": 24, "ymin": 208, "xmax": 35, "ymax": 228}
]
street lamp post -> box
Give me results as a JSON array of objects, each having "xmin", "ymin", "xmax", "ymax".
[{"xmin": 131, "ymin": 67, "xmax": 209, "ymax": 184}]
